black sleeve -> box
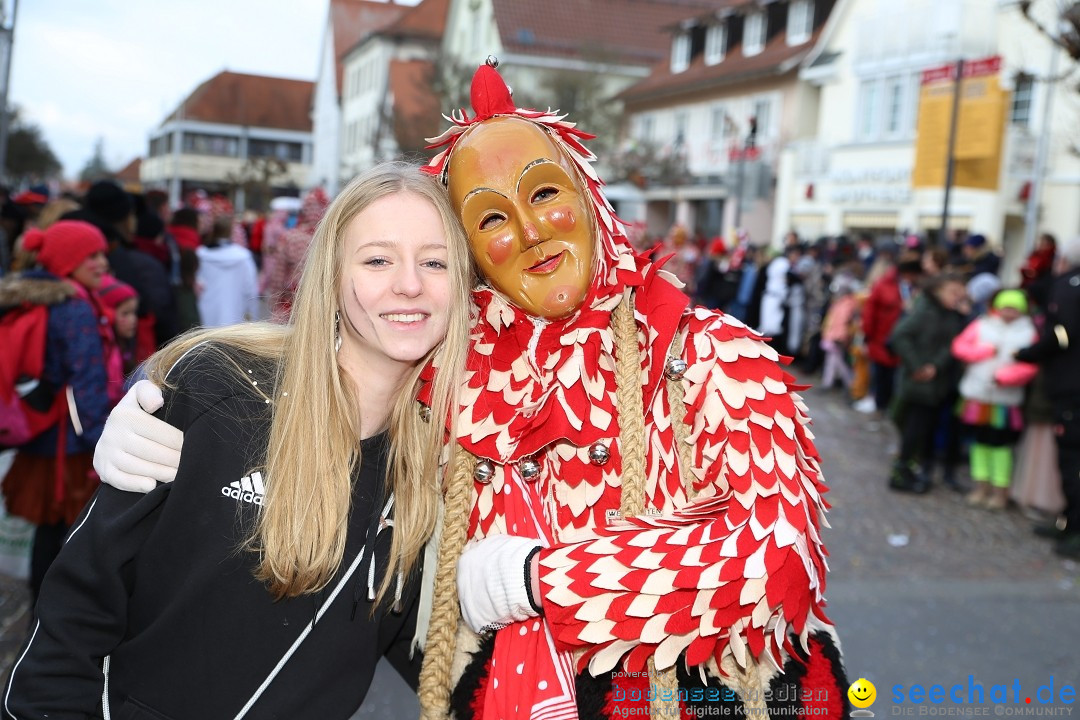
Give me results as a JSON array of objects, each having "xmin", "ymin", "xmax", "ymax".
[
  {"xmin": 378, "ymin": 569, "xmax": 424, "ymax": 691},
  {"xmin": 2, "ymin": 348, "xmax": 243, "ymax": 719},
  {"xmin": 1015, "ymin": 316, "xmax": 1062, "ymax": 364}
]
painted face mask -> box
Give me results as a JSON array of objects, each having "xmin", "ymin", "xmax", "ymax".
[{"xmin": 447, "ymin": 117, "xmax": 595, "ymax": 319}]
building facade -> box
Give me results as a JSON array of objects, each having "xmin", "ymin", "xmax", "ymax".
[
  {"xmin": 773, "ymin": 0, "xmax": 1079, "ymax": 275},
  {"xmin": 613, "ymin": 0, "xmax": 836, "ymax": 245},
  {"xmin": 141, "ymin": 71, "xmax": 313, "ymax": 211}
]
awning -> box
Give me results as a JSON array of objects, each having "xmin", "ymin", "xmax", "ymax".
[
  {"xmin": 918, "ymin": 215, "xmax": 972, "ymax": 231},
  {"xmin": 842, "ymin": 212, "xmax": 898, "ymax": 230}
]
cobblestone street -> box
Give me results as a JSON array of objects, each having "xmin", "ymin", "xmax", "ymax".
[{"xmin": 0, "ymin": 375, "xmax": 1077, "ymax": 715}]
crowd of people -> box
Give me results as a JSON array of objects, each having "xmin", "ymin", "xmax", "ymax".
[{"xmin": 669, "ymin": 225, "xmax": 1079, "ymax": 560}]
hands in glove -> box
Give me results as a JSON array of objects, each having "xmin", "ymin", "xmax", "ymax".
[
  {"xmin": 457, "ymin": 534, "xmax": 543, "ymax": 634},
  {"xmin": 93, "ymin": 380, "xmax": 184, "ymax": 493}
]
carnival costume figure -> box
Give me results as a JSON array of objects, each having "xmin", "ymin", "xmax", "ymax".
[{"xmin": 417, "ymin": 59, "xmax": 850, "ymax": 720}]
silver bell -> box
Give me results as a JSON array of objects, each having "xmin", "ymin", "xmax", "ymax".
[
  {"xmin": 485, "ymin": 55, "xmax": 499, "ymax": 69},
  {"xmin": 518, "ymin": 457, "xmax": 541, "ymax": 481},
  {"xmin": 665, "ymin": 357, "xmax": 688, "ymax": 381},
  {"xmin": 588, "ymin": 442, "xmax": 611, "ymax": 466},
  {"xmin": 473, "ymin": 459, "xmax": 495, "ymax": 484},
  {"xmin": 418, "ymin": 404, "xmax": 431, "ymax": 423}
]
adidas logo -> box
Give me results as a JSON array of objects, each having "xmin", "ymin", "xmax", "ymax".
[{"xmin": 222, "ymin": 471, "xmax": 265, "ymax": 506}]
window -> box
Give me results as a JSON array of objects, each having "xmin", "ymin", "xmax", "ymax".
[
  {"xmin": 710, "ymin": 106, "xmax": 727, "ymax": 140},
  {"xmin": 1011, "ymin": 73, "xmax": 1033, "ymax": 126},
  {"xmin": 787, "ymin": 0, "xmax": 813, "ymax": 45},
  {"xmin": 182, "ymin": 133, "xmax": 239, "ymax": 157},
  {"xmin": 857, "ymin": 79, "xmax": 879, "ymax": 140},
  {"xmin": 674, "ymin": 111, "xmax": 689, "ymax": 145},
  {"xmin": 884, "ymin": 76, "xmax": 904, "ymax": 136},
  {"xmin": 670, "ymin": 32, "xmax": 691, "ymax": 73},
  {"xmin": 249, "ymin": 139, "xmax": 303, "ymax": 162},
  {"xmin": 641, "ymin": 115, "xmax": 655, "ymax": 142},
  {"xmin": 705, "ymin": 23, "xmax": 726, "ymax": 65},
  {"xmin": 743, "ymin": 11, "xmax": 766, "ymax": 56},
  {"xmin": 753, "ymin": 98, "xmax": 772, "ymax": 139},
  {"xmin": 148, "ymin": 134, "xmax": 173, "ymax": 158}
]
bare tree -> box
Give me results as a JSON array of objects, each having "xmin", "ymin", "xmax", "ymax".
[{"xmin": 1020, "ymin": 0, "xmax": 1080, "ymax": 61}]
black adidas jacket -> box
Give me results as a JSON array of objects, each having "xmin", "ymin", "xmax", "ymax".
[{"xmin": 3, "ymin": 346, "xmax": 421, "ymax": 720}]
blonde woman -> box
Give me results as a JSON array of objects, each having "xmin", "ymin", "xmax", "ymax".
[{"xmin": 4, "ymin": 163, "xmax": 473, "ymax": 719}]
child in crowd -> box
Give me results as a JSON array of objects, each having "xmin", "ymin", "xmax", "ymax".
[
  {"xmin": 819, "ymin": 273, "xmax": 861, "ymax": 392},
  {"xmin": 98, "ymin": 276, "xmax": 140, "ymax": 398},
  {"xmin": 951, "ymin": 289, "xmax": 1039, "ymax": 510}
]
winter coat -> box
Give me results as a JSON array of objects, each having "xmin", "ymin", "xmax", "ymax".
[
  {"xmin": 861, "ymin": 267, "xmax": 904, "ymax": 366},
  {"xmin": 822, "ymin": 294, "xmax": 859, "ymax": 344},
  {"xmin": 108, "ymin": 245, "xmax": 178, "ymax": 347},
  {"xmin": 889, "ymin": 292, "xmax": 967, "ymax": 406},
  {"xmin": 1016, "ymin": 267, "xmax": 1080, "ymax": 404},
  {"xmin": 757, "ymin": 255, "xmax": 790, "ymax": 336},
  {"xmin": 952, "ymin": 314, "xmax": 1038, "ymax": 407},
  {"xmin": 0, "ymin": 272, "xmax": 111, "ymax": 455},
  {"xmin": 195, "ymin": 243, "xmax": 259, "ymax": 327},
  {"xmin": 3, "ymin": 346, "xmax": 422, "ymax": 719}
]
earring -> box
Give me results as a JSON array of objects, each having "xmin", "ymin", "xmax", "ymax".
[{"xmin": 334, "ymin": 311, "xmax": 342, "ymax": 353}]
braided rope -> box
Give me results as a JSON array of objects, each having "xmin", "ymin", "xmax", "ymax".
[
  {"xmin": 666, "ymin": 330, "xmax": 697, "ymax": 501},
  {"xmin": 614, "ymin": 294, "xmax": 646, "ymax": 518},
  {"xmin": 418, "ymin": 445, "xmax": 476, "ymax": 720},
  {"xmin": 612, "ymin": 293, "xmax": 680, "ymax": 718}
]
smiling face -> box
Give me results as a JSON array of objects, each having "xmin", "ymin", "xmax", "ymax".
[
  {"xmin": 447, "ymin": 116, "xmax": 595, "ymax": 319},
  {"xmin": 848, "ymin": 679, "xmax": 877, "ymax": 709},
  {"xmin": 337, "ymin": 192, "xmax": 451, "ymax": 372}
]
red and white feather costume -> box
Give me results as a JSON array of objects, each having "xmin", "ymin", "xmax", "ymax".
[{"xmin": 421, "ymin": 62, "xmax": 847, "ymax": 720}]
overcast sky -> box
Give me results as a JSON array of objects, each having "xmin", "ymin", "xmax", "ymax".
[{"xmin": 8, "ymin": 0, "xmax": 342, "ymax": 178}]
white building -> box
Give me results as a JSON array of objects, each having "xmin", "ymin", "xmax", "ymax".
[
  {"xmin": 141, "ymin": 71, "xmax": 314, "ymax": 211},
  {"xmin": 615, "ymin": 0, "xmax": 836, "ymax": 244},
  {"xmin": 339, "ymin": 0, "xmax": 448, "ymax": 178},
  {"xmin": 774, "ymin": 0, "xmax": 1080, "ymax": 275},
  {"xmin": 310, "ymin": 0, "xmax": 410, "ymax": 194}
]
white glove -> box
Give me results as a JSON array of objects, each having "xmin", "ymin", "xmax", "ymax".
[
  {"xmin": 93, "ymin": 380, "xmax": 184, "ymax": 493},
  {"xmin": 457, "ymin": 534, "xmax": 543, "ymax": 634}
]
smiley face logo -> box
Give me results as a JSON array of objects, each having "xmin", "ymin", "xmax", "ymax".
[{"xmin": 848, "ymin": 678, "xmax": 877, "ymax": 709}]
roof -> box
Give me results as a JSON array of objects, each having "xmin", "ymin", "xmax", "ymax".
[
  {"xmin": 165, "ymin": 71, "xmax": 314, "ymax": 131},
  {"xmin": 493, "ymin": 0, "xmax": 716, "ymax": 67},
  {"xmin": 331, "ymin": 0, "xmax": 408, "ymax": 95},
  {"xmin": 620, "ymin": 22, "xmax": 826, "ymax": 104},
  {"xmin": 383, "ymin": 0, "xmax": 449, "ymax": 41},
  {"xmin": 114, "ymin": 157, "xmax": 142, "ymax": 184},
  {"xmin": 387, "ymin": 59, "xmax": 443, "ymax": 153}
]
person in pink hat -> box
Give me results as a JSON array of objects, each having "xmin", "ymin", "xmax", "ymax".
[{"xmin": 0, "ymin": 220, "xmax": 114, "ymax": 599}]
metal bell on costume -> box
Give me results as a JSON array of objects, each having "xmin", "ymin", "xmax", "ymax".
[
  {"xmin": 473, "ymin": 459, "xmax": 495, "ymax": 484},
  {"xmin": 486, "ymin": 55, "xmax": 499, "ymax": 68},
  {"xmin": 588, "ymin": 442, "xmax": 611, "ymax": 466},
  {"xmin": 518, "ymin": 457, "xmax": 541, "ymax": 481},
  {"xmin": 418, "ymin": 404, "xmax": 431, "ymax": 423},
  {"xmin": 665, "ymin": 357, "xmax": 688, "ymax": 381}
]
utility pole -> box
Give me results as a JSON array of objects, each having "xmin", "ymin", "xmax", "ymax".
[
  {"xmin": 1023, "ymin": 44, "xmax": 1060, "ymax": 254},
  {"xmin": 939, "ymin": 57, "xmax": 964, "ymax": 247},
  {"xmin": 0, "ymin": 0, "xmax": 19, "ymax": 183}
]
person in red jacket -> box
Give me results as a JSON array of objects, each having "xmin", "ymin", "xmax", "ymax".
[{"xmin": 857, "ymin": 253, "xmax": 921, "ymax": 414}]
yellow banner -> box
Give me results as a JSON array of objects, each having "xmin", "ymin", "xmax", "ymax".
[{"xmin": 912, "ymin": 69, "xmax": 1008, "ymax": 190}]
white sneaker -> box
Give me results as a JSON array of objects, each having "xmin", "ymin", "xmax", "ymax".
[{"xmin": 853, "ymin": 396, "xmax": 877, "ymax": 414}]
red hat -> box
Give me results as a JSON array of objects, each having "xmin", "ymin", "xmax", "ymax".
[
  {"xmin": 97, "ymin": 274, "xmax": 137, "ymax": 310},
  {"xmin": 22, "ymin": 220, "xmax": 108, "ymax": 278},
  {"xmin": 13, "ymin": 191, "xmax": 48, "ymax": 206}
]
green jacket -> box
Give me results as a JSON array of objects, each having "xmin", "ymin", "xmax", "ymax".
[{"xmin": 889, "ymin": 293, "xmax": 967, "ymax": 406}]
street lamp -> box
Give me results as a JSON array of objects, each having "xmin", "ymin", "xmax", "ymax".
[
  {"xmin": 0, "ymin": 0, "xmax": 19, "ymax": 183},
  {"xmin": 731, "ymin": 115, "xmax": 758, "ymax": 231}
]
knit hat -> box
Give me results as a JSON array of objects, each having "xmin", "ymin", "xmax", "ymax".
[
  {"xmin": 22, "ymin": 220, "xmax": 108, "ymax": 278},
  {"xmin": 98, "ymin": 275, "xmax": 138, "ymax": 310},
  {"xmin": 992, "ymin": 288, "xmax": 1028, "ymax": 314},
  {"xmin": 85, "ymin": 180, "xmax": 134, "ymax": 224},
  {"xmin": 965, "ymin": 233, "xmax": 988, "ymax": 249}
]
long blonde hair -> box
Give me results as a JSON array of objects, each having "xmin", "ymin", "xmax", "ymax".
[{"xmin": 146, "ymin": 162, "xmax": 473, "ymax": 600}]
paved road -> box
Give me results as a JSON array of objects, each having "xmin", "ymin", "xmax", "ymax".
[{"xmin": 1, "ymin": 376, "xmax": 1077, "ymax": 717}]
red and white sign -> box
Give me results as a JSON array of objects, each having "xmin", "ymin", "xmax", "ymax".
[{"xmin": 921, "ymin": 55, "xmax": 1002, "ymax": 85}]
